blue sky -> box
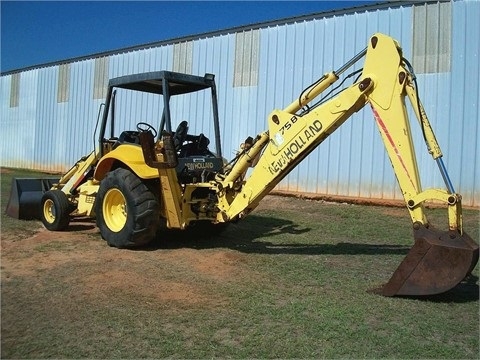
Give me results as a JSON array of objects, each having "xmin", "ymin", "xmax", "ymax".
[{"xmin": 1, "ymin": 1, "xmax": 378, "ymax": 73}]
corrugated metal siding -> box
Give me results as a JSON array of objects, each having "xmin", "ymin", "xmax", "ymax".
[
  {"xmin": 448, "ymin": 0, "xmax": 480, "ymax": 206},
  {"xmin": 1, "ymin": 0, "xmax": 478, "ymax": 206},
  {"xmin": 260, "ymin": 4, "xmax": 413, "ymax": 201}
]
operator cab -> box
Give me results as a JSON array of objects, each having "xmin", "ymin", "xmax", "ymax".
[{"xmin": 97, "ymin": 71, "xmax": 224, "ymax": 184}]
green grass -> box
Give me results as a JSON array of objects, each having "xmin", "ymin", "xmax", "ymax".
[{"xmin": 1, "ymin": 167, "xmax": 479, "ymax": 359}]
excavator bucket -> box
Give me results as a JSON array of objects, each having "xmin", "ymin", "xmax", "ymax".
[
  {"xmin": 5, "ymin": 177, "xmax": 59, "ymax": 220},
  {"xmin": 381, "ymin": 225, "xmax": 479, "ymax": 296}
]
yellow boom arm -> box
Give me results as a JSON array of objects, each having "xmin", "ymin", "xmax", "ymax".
[{"xmin": 216, "ymin": 33, "xmax": 460, "ymax": 233}]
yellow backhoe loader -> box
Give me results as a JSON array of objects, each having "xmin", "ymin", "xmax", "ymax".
[{"xmin": 6, "ymin": 33, "xmax": 478, "ymax": 297}]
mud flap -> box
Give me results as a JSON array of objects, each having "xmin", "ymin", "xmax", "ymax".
[
  {"xmin": 5, "ymin": 178, "xmax": 59, "ymax": 220},
  {"xmin": 381, "ymin": 225, "xmax": 479, "ymax": 296}
]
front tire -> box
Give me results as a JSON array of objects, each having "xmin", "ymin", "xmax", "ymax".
[
  {"xmin": 95, "ymin": 168, "xmax": 159, "ymax": 248},
  {"xmin": 41, "ymin": 190, "xmax": 70, "ymax": 231}
]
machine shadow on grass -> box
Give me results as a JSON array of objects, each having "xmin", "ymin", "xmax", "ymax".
[
  {"xmin": 144, "ymin": 214, "xmax": 479, "ymax": 303},
  {"xmin": 146, "ymin": 214, "xmax": 411, "ymax": 256},
  {"xmin": 67, "ymin": 214, "xmax": 478, "ymax": 302}
]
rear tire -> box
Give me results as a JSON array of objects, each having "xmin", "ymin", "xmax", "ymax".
[
  {"xmin": 95, "ymin": 168, "xmax": 159, "ymax": 248},
  {"xmin": 41, "ymin": 190, "xmax": 70, "ymax": 231}
]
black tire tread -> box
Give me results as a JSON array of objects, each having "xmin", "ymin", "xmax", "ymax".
[
  {"xmin": 41, "ymin": 190, "xmax": 70, "ymax": 231},
  {"xmin": 96, "ymin": 168, "xmax": 159, "ymax": 248}
]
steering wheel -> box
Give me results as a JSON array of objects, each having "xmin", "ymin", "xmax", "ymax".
[
  {"xmin": 136, "ymin": 122, "xmax": 157, "ymax": 138},
  {"xmin": 173, "ymin": 121, "xmax": 189, "ymax": 150}
]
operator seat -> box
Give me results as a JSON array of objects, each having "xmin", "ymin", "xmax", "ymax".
[
  {"xmin": 173, "ymin": 121, "xmax": 212, "ymax": 157},
  {"xmin": 173, "ymin": 121, "xmax": 189, "ymax": 151},
  {"xmin": 179, "ymin": 133, "xmax": 211, "ymax": 157}
]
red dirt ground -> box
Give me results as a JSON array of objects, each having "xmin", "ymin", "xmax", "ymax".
[{"xmin": 1, "ymin": 215, "xmax": 258, "ymax": 308}]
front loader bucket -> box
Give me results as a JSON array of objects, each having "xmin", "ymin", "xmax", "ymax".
[
  {"xmin": 5, "ymin": 177, "xmax": 59, "ymax": 220},
  {"xmin": 381, "ymin": 225, "xmax": 479, "ymax": 296}
]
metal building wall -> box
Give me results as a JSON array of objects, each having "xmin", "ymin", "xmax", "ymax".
[{"xmin": 1, "ymin": 0, "xmax": 478, "ymax": 206}]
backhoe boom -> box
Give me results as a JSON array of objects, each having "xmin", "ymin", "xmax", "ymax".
[{"xmin": 216, "ymin": 33, "xmax": 478, "ymax": 296}]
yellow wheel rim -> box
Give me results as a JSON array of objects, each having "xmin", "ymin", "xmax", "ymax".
[
  {"xmin": 43, "ymin": 198, "xmax": 55, "ymax": 224},
  {"xmin": 103, "ymin": 188, "xmax": 127, "ymax": 232}
]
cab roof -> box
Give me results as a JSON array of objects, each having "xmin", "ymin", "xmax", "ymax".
[{"xmin": 107, "ymin": 71, "xmax": 215, "ymax": 96}]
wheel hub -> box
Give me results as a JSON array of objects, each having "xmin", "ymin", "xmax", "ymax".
[
  {"xmin": 103, "ymin": 188, "xmax": 127, "ymax": 232},
  {"xmin": 43, "ymin": 198, "xmax": 56, "ymax": 224}
]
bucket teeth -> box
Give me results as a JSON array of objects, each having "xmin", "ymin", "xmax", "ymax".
[{"xmin": 381, "ymin": 225, "xmax": 479, "ymax": 297}]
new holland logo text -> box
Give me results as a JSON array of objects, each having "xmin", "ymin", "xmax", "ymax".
[
  {"xmin": 268, "ymin": 120, "xmax": 323, "ymax": 174},
  {"xmin": 185, "ymin": 162, "xmax": 215, "ymax": 171}
]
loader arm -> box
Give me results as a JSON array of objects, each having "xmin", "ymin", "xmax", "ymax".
[{"xmin": 216, "ymin": 33, "xmax": 478, "ymax": 296}]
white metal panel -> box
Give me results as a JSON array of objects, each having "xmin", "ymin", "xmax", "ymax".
[
  {"xmin": 447, "ymin": 0, "xmax": 480, "ymax": 206},
  {"xmin": 3, "ymin": 70, "xmax": 39, "ymax": 169}
]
